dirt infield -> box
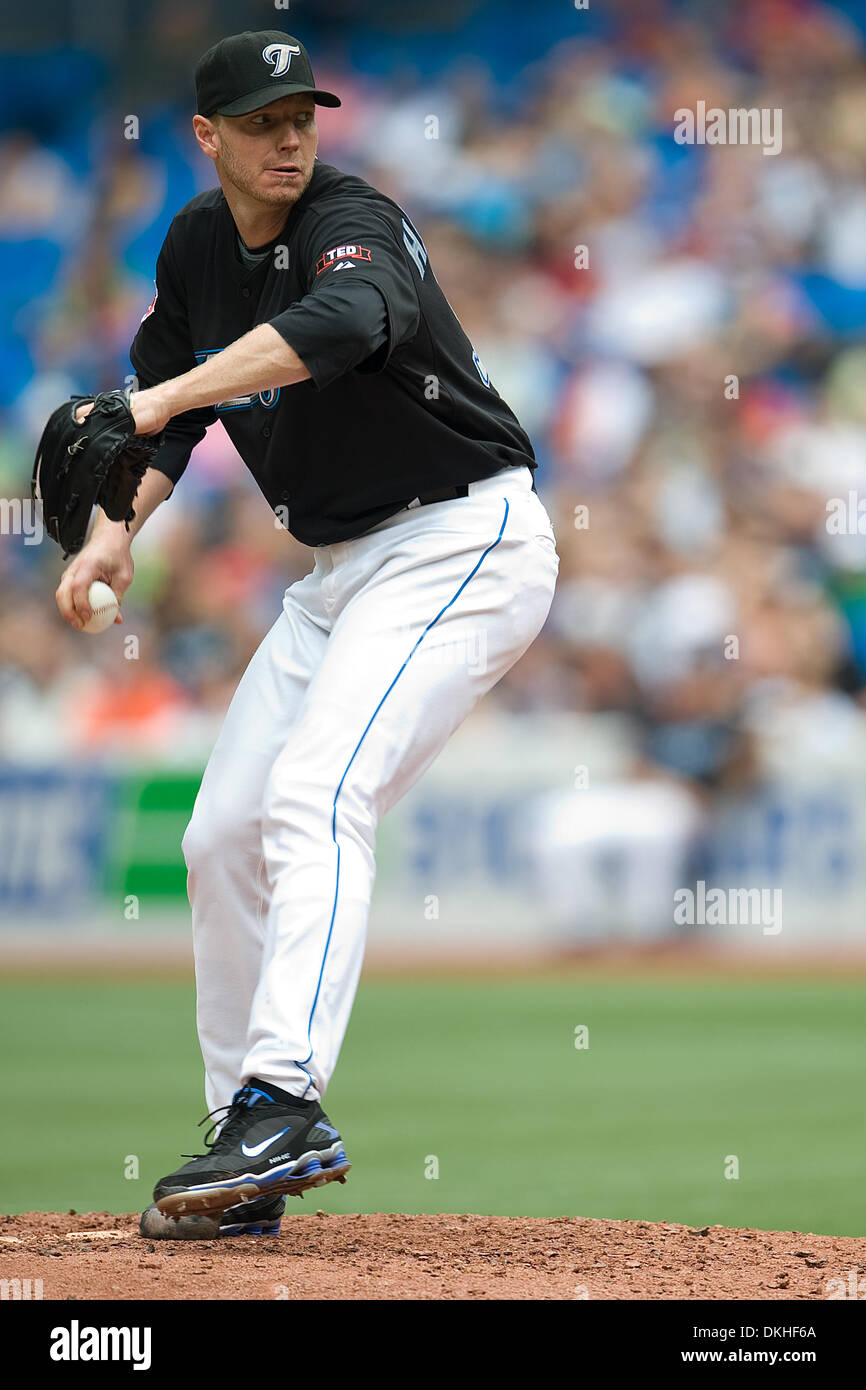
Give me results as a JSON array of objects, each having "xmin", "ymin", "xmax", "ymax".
[{"xmin": 2, "ymin": 1210, "xmax": 864, "ymax": 1300}]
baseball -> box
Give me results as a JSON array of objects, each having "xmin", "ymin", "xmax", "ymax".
[{"xmin": 81, "ymin": 580, "xmax": 120, "ymax": 634}]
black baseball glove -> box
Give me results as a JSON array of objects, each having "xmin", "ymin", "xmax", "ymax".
[{"xmin": 31, "ymin": 388, "xmax": 165, "ymax": 558}]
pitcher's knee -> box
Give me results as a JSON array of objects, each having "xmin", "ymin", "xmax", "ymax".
[
  {"xmin": 181, "ymin": 798, "xmax": 253, "ymax": 875},
  {"xmin": 262, "ymin": 762, "xmax": 376, "ymax": 852},
  {"xmin": 262, "ymin": 766, "xmax": 327, "ymax": 844}
]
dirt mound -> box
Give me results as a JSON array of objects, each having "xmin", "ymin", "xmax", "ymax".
[{"xmin": 1, "ymin": 1210, "xmax": 862, "ymax": 1300}]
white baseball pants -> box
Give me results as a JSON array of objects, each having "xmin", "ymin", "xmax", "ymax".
[{"xmin": 181, "ymin": 465, "xmax": 559, "ymax": 1112}]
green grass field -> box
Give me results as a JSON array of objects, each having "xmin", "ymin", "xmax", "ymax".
[{"xmin": 0, "ymin": 972, "xmax": 862, "ymax": 1236}]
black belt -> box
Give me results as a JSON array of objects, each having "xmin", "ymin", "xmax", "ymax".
[
  {"xmin": 411, "ymin": 466, "xmax": 535, "ymax": 509},
  {"xmin": 414, "ymin": 484, "xmax": 470, "ymax": 506}
]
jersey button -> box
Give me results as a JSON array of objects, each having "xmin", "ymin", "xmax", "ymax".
[
  {"xmin": 262, "ymin": 426, "xmax": 272, "ymax": 438},
  {"xmin": 280, "ymin": 491, "xmax": 289, "ymax": 502}
]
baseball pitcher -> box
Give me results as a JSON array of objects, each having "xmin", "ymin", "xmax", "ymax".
[{"xmin": 48, "ymin": 30, "xmax": 559, "ymax": 1239}]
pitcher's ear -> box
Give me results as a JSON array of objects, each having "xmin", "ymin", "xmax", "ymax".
[{"xmin": 193, "ymin": 114, "xmax": 221, "ymax": 161}]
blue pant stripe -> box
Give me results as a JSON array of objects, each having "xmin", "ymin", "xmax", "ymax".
[{"xmin": 294, "ymin": 498, "xmax": 511, "ymax": 1088}]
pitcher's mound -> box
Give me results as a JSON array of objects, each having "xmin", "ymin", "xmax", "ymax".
[{"xmin": 1, "ymin": 1210, "xmax": 862, "ymax": 1299}]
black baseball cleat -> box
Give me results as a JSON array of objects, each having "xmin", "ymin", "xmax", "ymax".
[
  {"xmin": 139, "ymin": 1193, "xmax": 286, "ymax": 1240},
  {"xmin": 153, "ymin": 1081, "xmax": 350, "ymax": 1217}
]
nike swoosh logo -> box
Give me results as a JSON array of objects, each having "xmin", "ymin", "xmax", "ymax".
[{"xmin": 241, "ymin": 1128, "xmax": 291, "ymax": 1158}]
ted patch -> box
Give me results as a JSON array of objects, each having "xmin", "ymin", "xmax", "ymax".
[{"xmin": 316, "ymin": 243, "xmax": 373, "ymax": 274}]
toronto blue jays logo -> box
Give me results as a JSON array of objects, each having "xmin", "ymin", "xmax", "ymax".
[
  {"xmin": 140, "ymin": 284, "xmax": 158, "ymax": 323},
  {"xmin": 194, "ymin": 350, "xmax": 280, "ymax": 412},
  {"xmin": 472, "ymin": 350, "xmax": 491, "ymax": 387},
  {"xmin": 262, "ymin": 43, "xmax": 301, "ymax": 78}
]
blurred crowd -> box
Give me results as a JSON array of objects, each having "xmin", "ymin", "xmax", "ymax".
[{"xmin": 3, "ymin": 0, "xmax": 866, "ymax": 792}]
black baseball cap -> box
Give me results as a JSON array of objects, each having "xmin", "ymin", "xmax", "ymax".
[{"xmin": 195, "ymin": 30, "xmax": 341, "ymax": 118}]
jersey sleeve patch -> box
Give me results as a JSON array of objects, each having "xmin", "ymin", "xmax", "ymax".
[{"xmin": 316, "ymin": 242, "xmax": 373, "ymax": 275}]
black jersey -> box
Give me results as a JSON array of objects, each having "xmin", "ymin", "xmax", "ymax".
[{"xmin": 129, "ymin": 160, "xmax": 537, "ymax": 546}]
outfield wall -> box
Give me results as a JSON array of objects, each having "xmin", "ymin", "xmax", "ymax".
[{"xmin": 1, "ymin": 709, "xmax": 864, "ymax": 951}]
